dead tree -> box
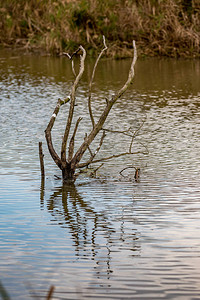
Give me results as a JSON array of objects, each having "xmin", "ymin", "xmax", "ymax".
[{"xmin": 45, "ymin": 38, "xmax": 146, "ymax": 183}]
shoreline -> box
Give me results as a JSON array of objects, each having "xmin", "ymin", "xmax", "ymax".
[{"xmin": 0, "ymin": 0, "xmax": 199, "ymax": 59}]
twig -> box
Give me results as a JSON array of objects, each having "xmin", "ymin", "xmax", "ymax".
[
  {"xmin": 120, "ymin": 166, "xmax": 136, "ymax": 177},
  {"xmin": 119, "ymin": 166, "xmax": 140, "ymax": 182},
  {"xmin": 110, "ymin": 40, "xmax": 137, "ymax": 104},
  {"xmin": 93, "ymin": 130, "xmax": 106, "ymax": 158},
  {"xmin": 77, "ymin": 149, "xmax": 147, "ymax": 168},
  {"xmin": 79, "ymin": 130, "xmax": 106, "ymax": 167},
  {"xmin": 68, "ymin": 117, "xmax": 82, "ymax": 161},
  {"xmin": 90, "ymin": 163, "xmax": 104, "ymax": 177},
  {"xmin": 63, "ymin": 47, "xmax": 81, "ymax": 60},
  {"xmin": 84, "ymin": 133, "xmax": 94, "ymax": 157},
  {"xmin": 102, "ymin": 126, "xmax": 133, "ymax": 137},
  {"xmin": 129, "ymin": 115, "xmax": 147, "ymax": 152},
  {"xmin": 136, "ymin": 140, "xmax": 149, "ymax": 155},
  {"xmin": 88, "ymin": 36, "xmax": 108, "ymax": 128},
  {"xmin": 63, "ymin": 48, "xmax": 82, "ymax": 77}
]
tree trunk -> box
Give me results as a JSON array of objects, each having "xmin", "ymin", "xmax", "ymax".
[{"xmin": 62, "ymin": 163, "xmax": 75, "ymax": 183}]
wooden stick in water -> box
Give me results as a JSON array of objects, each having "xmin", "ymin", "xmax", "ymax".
[{"xmin": 39, "ymin": 141, "xmax": 45, "ymax": 178}]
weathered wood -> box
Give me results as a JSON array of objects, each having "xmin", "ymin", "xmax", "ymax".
[
  {"xmin": 45, "ymin": 39, "xmax": 143, "ymax": 182},
  {"xmin": 88, "ymin": 36, "xmax": 108, "ymax": 128},
  {"xmin": 62, "ymin": 163, "xmax": 75, "ymax": 182},
  {"xmin": 71, "ymin": 41, "xmax": 137, "ymax": 169},
  {"xmin": 45, "ymin": 98, "xmax": 70, "ymax": 170},
  {"xmin": 39, "ymin": 141, "xmax": 45, "ymax": 178},
  {"xmin": 61, "ymin": 46, "xmax": 86, "ymax": 163}
]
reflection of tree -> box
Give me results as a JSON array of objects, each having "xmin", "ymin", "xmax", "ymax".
[
  {"xmin": 42, "ymin": 182, "xmax": 140, "ymax": 281},
  {"xmin": 44, "ymin": 182, "xmax": 114, "ymax": 278}
]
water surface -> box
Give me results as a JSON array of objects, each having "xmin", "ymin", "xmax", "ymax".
[{"xmin": 0, "ymin": 50, "xmax": 200, "ymax": 299}]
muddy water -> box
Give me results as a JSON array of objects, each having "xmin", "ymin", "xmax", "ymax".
[{"xmin": 0, "ymin": 50, "xmax": 200, "ymax": 299}]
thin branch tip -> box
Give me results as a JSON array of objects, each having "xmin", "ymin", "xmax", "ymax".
[{"xmin": 102, "ymin": 35, "xmax": 107, "ymax": 49}]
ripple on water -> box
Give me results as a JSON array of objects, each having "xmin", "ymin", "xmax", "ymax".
[{"xmin": 1, "ymin": 54, "xmax": 200, "ymax": 299}]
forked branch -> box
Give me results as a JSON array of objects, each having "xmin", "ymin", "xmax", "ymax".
[
  {"xmin": 71, "ymin": 40, "xmax": 137, "ymax": 169},
  {"xmin": 45, "ymin": 97, "xmax": 70, "ymax": 170},
  {"xmin": 79, "ymin": 130, "xmax": 106, "ymax": 168},
  {"xmin": 44, "ymin": 39, "xmax": 145, "ymax": 182},
  {"xmin": 61, "ymin": 46, "xmax": 86, "ymax": 162}
]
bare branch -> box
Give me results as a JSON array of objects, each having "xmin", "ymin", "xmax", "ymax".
[
  {"xmin": 71, "ymin": 40, "xmax": 137, "ymax": 169},
  {"xmin": 129, "ymin": 115, "xmax": 147, "ymax": 152},
  {"xmin": 63, "ymin": 51, "xmax": 77, "ymax": 76},
  {"xmin": 119, "ymin": 165, "xmax": 136, "ymax": 177},
  {"xmin": 110, "ymin": 40, "xmax": 137, "ymax": 104},
  {"xmin": 136, "ymin": 141, "xmax": 149, "ymax": 155},
  {"xmin": 94, "ymin": 130, "xmax": 106, "ymax": 157},
  {"xmin": 77, "ymin": 149, "xmax": 147, "ymax": 169},
  {"xmin": 71, "ymin": 60, "xmax": 76, "ymax": 77},
  {"xmin": 45, "ymin": 97, "xmax": 70, "ymax": 169},
  {"xmin": 90, "ymin": 163, "xmax": 104, "ymax": 177},
  {"xmin": 63, "ymin": 47, "xmax": 81, "ymax": 60},
  {"xmin": 90, "ymin": 130, "xmax": 106, "ymax": 162},
  {"xmin": 80, "ymin": 130, "xmax": 106, "ymax": 168},
  {"xmin": 45, "ymin": 40, "xmax": 142, "ymax": 182},
  {"xmin": 103, "ymin": 114, "xmax": 146, "ymax": 154},
  {"xmin": 61, "ymin": 46, "xmax": 86, "ymax": 163},
  {"xmin": 119, "ymin": 166, "xmax": 140, "ymax": 182},
  {"xmin": 102, "ymin": 127, "xmax": 133, "ymax": 137},
  {"xmin": 68, "ymin": 117, "xmax": 82, "ymax": 162},
  {"xmin": 88, "ymin": 36, "xmax": 108, "ymax": 128},
  {"xmin": 84, "ymin": 133, "xmax": 94, "ymax": 157}
]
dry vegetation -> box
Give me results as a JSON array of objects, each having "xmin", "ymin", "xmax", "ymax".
[{"xmin": 0, "ymin": 0, "xmax": 199, "ymax": 57}]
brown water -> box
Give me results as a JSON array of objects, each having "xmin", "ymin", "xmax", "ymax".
[{"xmin": 0, "ymin": 50, "xmax": 200, "ymax": 299}]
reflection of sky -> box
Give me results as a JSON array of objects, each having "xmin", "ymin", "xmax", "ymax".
[
  {"xmin": 1, "ymin": 52, "xmax": 200, "ymax": 299},
  {"xmin": 1, "ymin": 171, "xmax": 200, "ymax": 299},
  {"xmin": 0, "ymin": 174, "xmax": 141, "ymax": 299}
]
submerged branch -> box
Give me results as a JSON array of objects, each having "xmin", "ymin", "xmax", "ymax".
[{"xmin": 120, "ymin": 166, "xmax": 141, "ymax": 182}]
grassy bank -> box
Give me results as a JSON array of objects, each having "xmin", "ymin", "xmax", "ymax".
[{"xmin": 0, "ymin": 0, "xmax": 199, "ymax": 57}]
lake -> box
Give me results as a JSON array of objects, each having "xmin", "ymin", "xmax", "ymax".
[{"xmin": 0, "ymin": 49, "xmax": 200, "ymax": 299}]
